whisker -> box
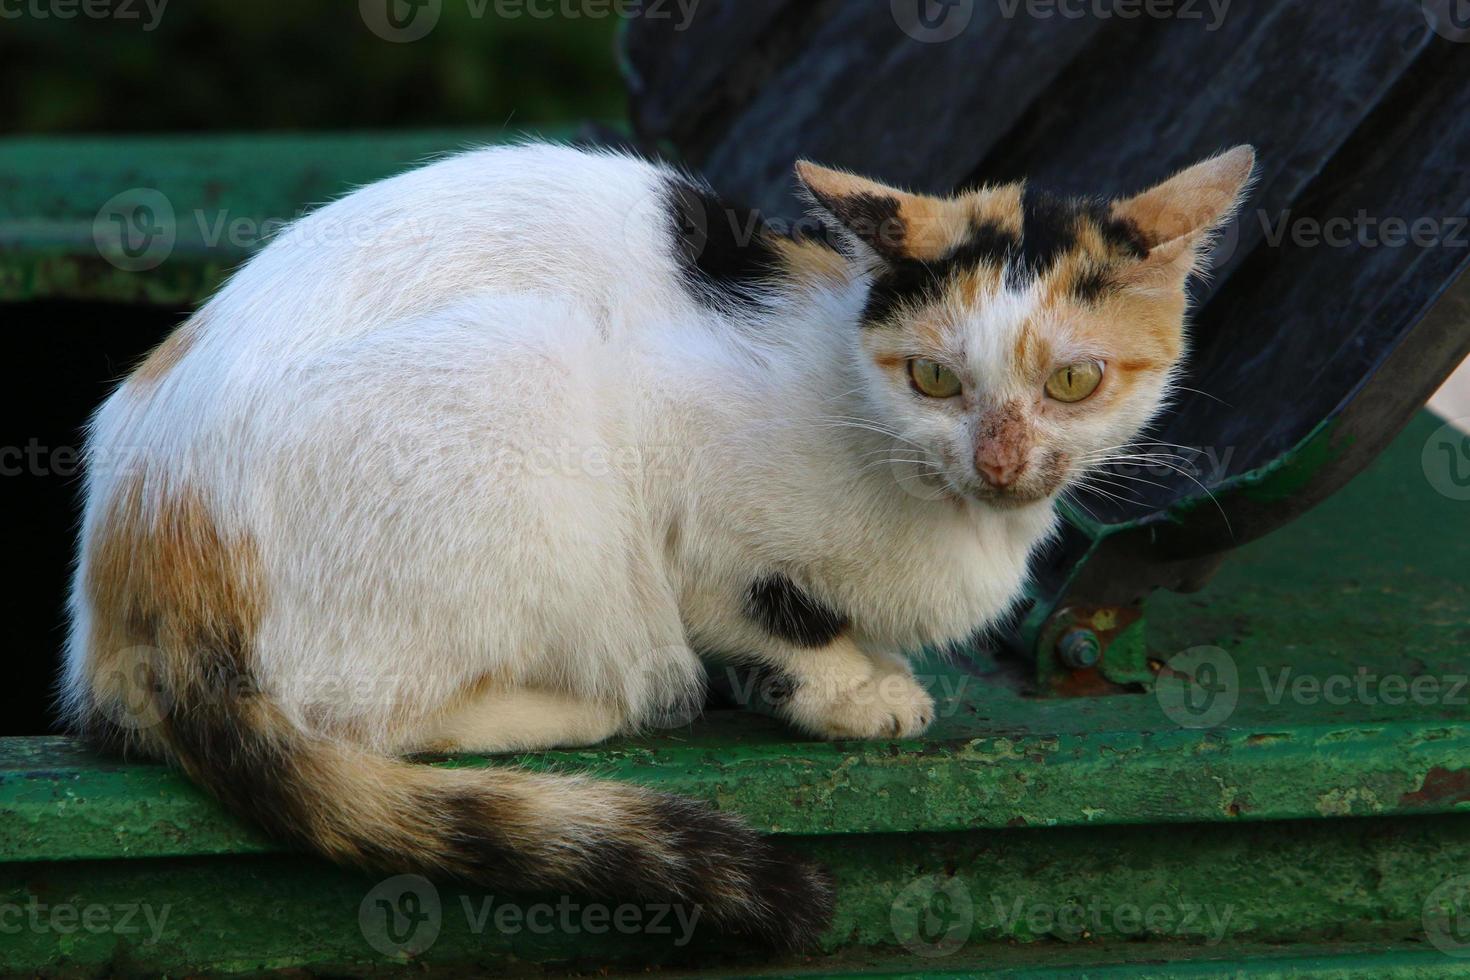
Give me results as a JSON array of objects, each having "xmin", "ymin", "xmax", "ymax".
[{"xmin": 1170, "ymin": 385, "xmax": 1231, "ymax": 407}]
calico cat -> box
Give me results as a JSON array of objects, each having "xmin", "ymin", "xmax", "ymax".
[{"xmin": 62, "ymin": 142, "xmax": 1254, "ymax": 948}]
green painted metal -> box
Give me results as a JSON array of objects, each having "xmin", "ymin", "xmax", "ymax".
[
  {"xmin": 1020, "ymin": 413, "xmax": 1351, "ymax": 677},
  {"xmin": 780, "ymin": 948, "xmax": 1470, "ymax": 979},
  {"xmin": 0, "ymin": 129, "xmax": 583, "ymax": 305},
  {"xmin": 3, "ymin": 815, "xmax": 1468, "ymax": 976},
  {"xmin": 1033, "ymin": 604, "xmax": 1153, "ymax": 694},
  {"xmin": 7, "ymin": 710, "xmax": 1470, "ymax": 864}
]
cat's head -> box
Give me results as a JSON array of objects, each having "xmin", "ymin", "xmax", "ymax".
[{"xmin": 795, "ymin": 147, "xmax": 1255, "ymax": 508}]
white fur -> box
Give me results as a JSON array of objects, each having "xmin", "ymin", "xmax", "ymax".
[{"xmin": 65, "ymin": 143, "xmax": 1124, "ymax": 748}]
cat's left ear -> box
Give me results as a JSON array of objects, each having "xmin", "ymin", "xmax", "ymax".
[
  {"xmin": 1111, "ymin": 145, "xmax": 1257, "ymax": 282},
  {"xmin": 795, "ymin": 161, "xmax": 960, "ymax": 263}
]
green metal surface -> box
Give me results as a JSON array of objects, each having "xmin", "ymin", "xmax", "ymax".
[
  {"xmin": 0, "ymin": 130, "xmax": 580, "ymax": 304},
  {"xmin": 3, "ymin": 815, "xmax": 1468, "ymax": 975},
  {"xmin": 1020, "ymin": 412, "xmax": 1351, "ymax": 675},
  {"xmin": 1033, "ymin": 604, "xmax": 1153, "ymax": 694}
]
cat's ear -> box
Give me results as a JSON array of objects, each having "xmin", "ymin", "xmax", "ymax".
[
  {"xmin": 1111, "ymin": 145, "xmax": 1257, "ymax": 282},
  {"xmin": 795, "ymin": 161, "xmax": 960, "ymax": 263}
]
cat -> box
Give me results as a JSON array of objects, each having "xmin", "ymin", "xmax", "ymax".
[{"xmin": 62, "ymin": 141, "xmax": 1254, "ymax": 948}]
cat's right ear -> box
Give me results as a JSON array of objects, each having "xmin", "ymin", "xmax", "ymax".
[
  {"xmin": 795, "ymin": 161, "xmax": 961, "ymax": 264},
  {"xmin": 1110, "ymin": 145, "xmax": 1257, "ymax": 282}
]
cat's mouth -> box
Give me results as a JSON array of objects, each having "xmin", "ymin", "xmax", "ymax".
[
  {"xmin": 962, "ymin": 451, "xmax": 1071, "ymax": 508},
  {"xmin": 968, "ymin": 484, "xmax": 1054, "ymax": 508},
  {"xmin": 884, "ymin": 449, "xmax": 1067, "ymax": 507}
]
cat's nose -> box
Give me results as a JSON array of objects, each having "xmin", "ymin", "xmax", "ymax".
[
  {"xmin": 977, "ymin": 457, "xmax": 1027, "ymax": 489},
  {"xmin": 974, "ymin": 402, "xmax": 1032, "ymax": 489}
]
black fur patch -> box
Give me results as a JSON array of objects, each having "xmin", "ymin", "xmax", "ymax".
[
  {"xmin": 1012, "ymin": 187, "xmax": 1081, "ymax": 284},
  {"xmin": 1071, "ymin": 266, "xmax": 1117, "ymax": 303},
  {"xmin": 746, "ymin": 574, "xmax": 847, "ymax": 647},
  {"xmin": 667, "ymin": 178, "xmax": 785, "ymax": 311},
  {"xmin": 862, "ymin": 256, "xmax": 941, "ymax": 327},
  {"xmin": 644, "ymin": 794, "xmax": 836, "ymax": 948},
  {"xmin": 1097, "ymin": 210, "xmax": 1151, "ymax": 258},
  {"xmin": 953, "ymin": 220, "xmax": 1020, "ymax": 267},
  {"xmin": 153, "ymin": 647, "xmax": 325, "ymax": 859},
  {"xmin": 861, "ymin": 219, "xmax": 1018, "ymax": 328},
  {"xmin": 1010, "ymin": 189, "xmax": 1152, "ymax": 294},
  {"xmin": 814, "ymin": 191, "xmax": 908, "ymax": 259}
]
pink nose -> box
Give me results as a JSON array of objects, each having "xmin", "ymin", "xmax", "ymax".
[
  {"xmin": 975, "ymin": 403, "xmax": 1032, "ymax": 490},
  {"xmin": 977, "ymin": 457, "xmax": 1027, "ymax": 488}
]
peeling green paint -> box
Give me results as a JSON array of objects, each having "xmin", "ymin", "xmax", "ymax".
[{"xmin": 3, "ymin": 816, "xmax": 1468, "ymax": 976}]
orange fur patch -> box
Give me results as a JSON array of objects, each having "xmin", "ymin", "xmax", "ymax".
[
  {"xmin": 1058, "ymin": 289, "xmax": 1185, "ymax": 405},
  {"xmin": 896, "ymin": 196, "xmax": 973, "ymax": 261},
  {"xmin": 795, "ymin": 161, "xmax": 974, "ymax": 261},
  {"xmin": 131, "ymin": 311, "xmax": 205, "ymax": 387},
  {"xmin": 954, "ymin": 263, "xmax": 1004, "ymax": 306},
  {"xmin": 962, "ymin": 184, "xmax": 1024, "ymax": 238},
  {"xmin": 81, "ymin": 475, "xmax": 263, "ymax": 751},
  {"xmin": 1011, "ymin": 321, "xmax": 1051, "ymax": 380},
  {"xmin": 1110, "ymin": 145, "xmax": 1254, "ymax": 248},
  {"xmin": 771, "ymin": 235, "xmax": 851, "ymax": 288}
]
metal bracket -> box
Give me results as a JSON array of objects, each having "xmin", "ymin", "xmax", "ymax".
[{"xmin": 1033, "ymin": 604, "xmax": 1156, "ymax": 696}]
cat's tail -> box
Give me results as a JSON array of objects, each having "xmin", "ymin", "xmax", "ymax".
[
  {"xmin": 67, "ymin": 486, "xmax": 833, "ymax": 950},
  {"xmin": 76, "ymin": 642, "xmax": 833, "ymax": 948}
]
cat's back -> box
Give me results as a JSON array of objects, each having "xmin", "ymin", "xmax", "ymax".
[
  {"xmin": 92, "ymin": 141, "xmax": 698, "ymax": 435},
  {"xmin": 121, "ymin": 143, "xmax": 686, "ymax": 397},
  {"xmin": 82, "ymin": 141, "xmax": 705, "ymax": 511},
  {"xmin": 215, "ymin": 141, "xmax": 692, "ymax": 348}
]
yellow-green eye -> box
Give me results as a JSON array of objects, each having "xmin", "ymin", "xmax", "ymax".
[
  {"xmin": 1045, "ymin": 361, "xmax": 1105, "ymax": 403},
  {"xmin": 908, "ymin": 358, "xmax": 962, "ymax": 398}
]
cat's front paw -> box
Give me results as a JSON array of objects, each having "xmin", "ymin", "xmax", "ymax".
[{"xmin": 786, "ymin": 661, "xmax": 936, "ymax": 740}]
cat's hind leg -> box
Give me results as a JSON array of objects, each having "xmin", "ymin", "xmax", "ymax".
[{"xmin": 408, "ymin": 682, "xmax": 626, "ymax": 755}]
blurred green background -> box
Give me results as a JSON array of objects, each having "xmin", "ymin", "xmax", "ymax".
[{"xmin": 3, "ymin": 0, "xmax": 625, "ymax": 133}]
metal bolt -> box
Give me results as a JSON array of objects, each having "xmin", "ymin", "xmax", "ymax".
[{"xmin": 1057, "ymin": 628, "xmax": 1102, "ymax": 670}]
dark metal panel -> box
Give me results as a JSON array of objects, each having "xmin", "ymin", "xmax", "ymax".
[
  {"xmin": 695, "ymin": 3, "xmax": 1103, "ymax": 217},
  {"xmin": 620, "ymin": 0, "xmax": 827, "ymax": 150},
  {"xmin": 972, "ymin": 0, "xmax": 1436, "ymax": 296}
]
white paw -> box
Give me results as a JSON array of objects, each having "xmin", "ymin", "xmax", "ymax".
[{"xmin": 786, "ymin": 661, "xmax": 936, "ymax": 740}]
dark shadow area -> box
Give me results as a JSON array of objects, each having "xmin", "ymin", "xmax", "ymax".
[{"xmin": 5, "ymin": 301, "xmax": 185, "ymax": 735}]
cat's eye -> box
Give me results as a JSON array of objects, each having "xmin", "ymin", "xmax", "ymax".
[
  {"xmin": 1045, "ymin": 361, "xmax": 1105, "ymax": 403},
  {"xmin": 908, "ymin": 358, "xmax": 962, "ymax": 398}
]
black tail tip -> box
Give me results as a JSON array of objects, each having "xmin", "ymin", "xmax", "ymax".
[
  {"xmin": 646, "ymin": 793, "xmax": 837, "ymax": 950},
  {"xmin": 747, "ymin": 848, "xmax": 837, "ymax": 950}
]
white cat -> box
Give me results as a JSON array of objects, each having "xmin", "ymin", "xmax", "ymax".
[{"xmin": 63, "ymin": 141, "xmax": 1254, "ymax": 946}]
